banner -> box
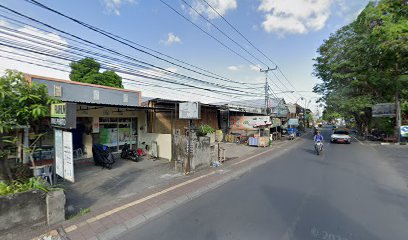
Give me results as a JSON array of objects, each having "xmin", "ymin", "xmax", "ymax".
[
  {"xmin": 63, "ymin": 131, "xmax": 74, "ymax": 182},
  {"xmin": 230, "ymin": 116, "xmax": 271, "ymax": 130},
  {"xmin": 54, "ymin": 129, "xmax": 64, "ymax": 178}
]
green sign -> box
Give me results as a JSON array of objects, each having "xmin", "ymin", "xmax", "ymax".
[
  {"xmin": 50, "ymin": 103, "xmax": 77, "ymax": 129},
  {"xmin": 51, "ymin": 103, "xmax": 66, "ymax": 118}
]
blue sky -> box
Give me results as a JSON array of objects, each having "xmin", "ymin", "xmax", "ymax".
[{"xmin": 0, "ymin": 0, "xmax": 370, "ymax": 110}]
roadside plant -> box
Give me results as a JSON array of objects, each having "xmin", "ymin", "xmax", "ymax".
[
  {"xmin": 0, "ymin": 177, "xmax": 60, "ymax": 196},
  {"xmin": 197, "ymin": 124, "xmax": 215, "ymax": 136}
]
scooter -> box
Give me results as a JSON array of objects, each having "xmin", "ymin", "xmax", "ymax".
[
  {"xmin": 121, "ymin": 143, "xmax": 140, "ymax": 162},
  {"xmin": 315, "ymin": 141, "xmax": 323, "ymax": 155}
]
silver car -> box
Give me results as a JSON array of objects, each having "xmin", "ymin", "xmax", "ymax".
[{"xmin": 330, "ymin": 130, "xmax": 351, "ymax": 144}]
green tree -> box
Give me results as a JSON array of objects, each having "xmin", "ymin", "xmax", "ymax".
[
  {"xmin": 313, "ymin": 0, "xmax": 408, "ymax": 136},
  {"xmin": 0, "ymin": 70, "xmax": 58, "ymax": 180},
  {"xmin": 69, "ymin": 58, "xmax": 123, "ymax": 88}
]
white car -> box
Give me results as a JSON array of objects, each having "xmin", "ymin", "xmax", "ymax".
[{"xmin": 330, "ymin": 130, "xmax": 351, "ymax": 144}]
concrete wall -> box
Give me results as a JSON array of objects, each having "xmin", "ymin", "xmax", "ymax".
[
  {"xmin": 173, "ymin": 135, "xmax": 215, "ymax": 170},
  {"xmin": 0, "ymin": 190, "xmax": 46, "ymax": 233},
  {"xmin": 139, "ymin": 133, "xmax": 172, "ymax": 161},
  {"xmin": 0, "ymin": 190, "xmax": 66, "ymax": 234}
]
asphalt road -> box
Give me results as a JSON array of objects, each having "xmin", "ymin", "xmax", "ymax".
[{"xmin": 119, "ymin": 128, "xmax": 408, "ymax": 240}]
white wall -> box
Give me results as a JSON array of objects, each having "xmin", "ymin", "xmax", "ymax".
[{"xmin": 139, "ymin": 133, "xmax": 172, "ymax": 161}]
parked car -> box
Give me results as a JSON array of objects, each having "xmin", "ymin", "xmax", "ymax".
[{"xmin": 330, "ymin": 130, "xmax": 351, "ymax": 144}]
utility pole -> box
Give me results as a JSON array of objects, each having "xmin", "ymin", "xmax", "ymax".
[
  {"xmin": 396, "ymin": 91, "xmax": 401, "ymax": 143},
  {"xmin": 260, "ymin": 66, "xmax": 277, "ymax": 115}
]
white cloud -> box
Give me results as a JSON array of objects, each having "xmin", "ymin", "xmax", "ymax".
[
  {"xmin": 258, "ymin": 0, "xmax": 333, "ymax": 35},
  {"xmin": 250, "ymin": 64, "xmax": 261, "ymax": 71},
  {"xmin": 102, "ymin": 0, "xmax": 135, "ymax": 16},
  {"xmin": 189, "ymin": 0, "xmax": 237, "ymax": 20},
  {"xmin": 160, "ymin": 33, "xmax": 182, "ymax": 46},
  {"xmin": 0, "ymin": 22, "xmax": 69, "ymax": 79},
  {"xmin": 227, "ymin": 65, "xmax": 239, "ymax": 71},
  {"xmin": 166, "ymin": 67, "xmax": 178, "ymax": 73}
]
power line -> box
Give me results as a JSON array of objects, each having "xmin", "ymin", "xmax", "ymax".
[
  {"xmin": 199, "ymin": 0, "xmax": 300, "ymax": 96},
  {"xmin": 181, "ymin": 0, "xmax": 268, "ymax": 68},
  {"xmin": 158, "ymin": 0, "xmax": 258, "ymax": 67},
  {"xmin": 21, "ymin": 0, "xmax": 256, "ymax": 87},
  {"xmin": 0, "ymin": 8, "xmax": 264, "ymax": 97}
]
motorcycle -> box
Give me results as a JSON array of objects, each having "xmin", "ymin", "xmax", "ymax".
[
  {"xmin": 121, "ymin": 143, "xmax": 140, "ymax": 162},
  {"xmin": 315, "ymin": 141, "xmax": 323, "ymax": 155}
]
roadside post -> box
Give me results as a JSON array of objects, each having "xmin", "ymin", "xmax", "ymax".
[
  {"xmin": 179, "ymin": 101, "xmax": 201, "ymax": 174},
  {"xmin": 50, "ymin": 102, "xmax": 77, "ymax": 184}
]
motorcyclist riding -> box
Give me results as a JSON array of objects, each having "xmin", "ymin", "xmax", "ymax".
[{"xmin": 314, "ymin": 131, "xmax": 324, "ymax": 152}]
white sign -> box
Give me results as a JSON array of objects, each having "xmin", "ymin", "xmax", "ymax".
[
  {"xmin": 63, "ymin": 131, "xmax": 74, "ymax": 182},
  {"xmin": 93, "ymin": 90, "xmax": 100, "ymax": 100},
  {"xmin": 54, "ymin": 130, "xmax": 64, "ymax": 178},
  {"xmin": 92, "ymin": 117, "xmax": 100, "ymax": 133},
  {"xmin": 372, "ymin": 103, "xmax": 395, "ymax": 117},
  {"xmin": 401, "ymin": 126, "xmax": 408, "ymax": 138},
  {"xmin": 179, "ymin": 102, "xmax": 200, "ymax": 119},
  {"xmin": 288, "ymin": 118, "xmax": 299, "ymax": 126}
]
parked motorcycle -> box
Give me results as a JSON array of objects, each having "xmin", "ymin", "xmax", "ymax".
[
  {"xmin": 315, "ymin": 141, "xmax": 323, "ymax": 155},
  {"xmin": 121, "ymin": 143, "xmax": 140, "ymax": 162}
]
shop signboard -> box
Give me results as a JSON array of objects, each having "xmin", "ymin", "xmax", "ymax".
[
  {"xmin": 271, "ymin": 118, "xmax": 282, "ymax": 128},
  {"xmin": 62, "ymin": 131, "xmax": 74, "ymax": 182},
  {"xmin": 53, "ymin": 130, "xmax": 74, "ymax": 182},
  {"xmin": 230, "ymin": 116, "xmax": 271, "ymax": 130},
  {"xmin": 54, "ymin": 129, "xmax": 64, "ymax": 178},
  {"xmin": 288, "ymin": 118, "xmax": 299, "ymax": 126},
  {"xmin": 401, "ymin": 126, "xmax": 408, "ymax": 138},
  {"xmin": 179, "ymin": 102, "xmax": 201, "ymax": 119},
  {"xmin": 50, "ymin": 103, "xmax": 77, "ymax": 129},
  {"xmin": 372, "ymin": 103, "xmax": 396, "ymax": 117}
]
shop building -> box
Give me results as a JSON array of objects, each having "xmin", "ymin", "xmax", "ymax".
[{"xmin": 25, "ymin": 74, "xmax": 149, "ymax": 160}]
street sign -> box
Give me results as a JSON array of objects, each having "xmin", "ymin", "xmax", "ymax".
[
  {"xmin": 51, "ymin": 102, "xmax": 77, "ymax": 128},
  {"xmin": 401, "ymin": 126, "xmax": 408, "ymax": 138},
  {"xmin": 372, "ymin": 103, "xmax": 396, "ymax": 117},
  {"xmin": 179, "ymin": 102, "xmax": 201, "ymax": 119}
]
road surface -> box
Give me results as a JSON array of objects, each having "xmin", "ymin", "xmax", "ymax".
[{"xmin": 119, "ymin": 128, "xmax": 408, "ymax": 240}]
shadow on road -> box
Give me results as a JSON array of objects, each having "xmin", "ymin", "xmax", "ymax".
[{"xmin": 261, "ymin": 185, "xmax": 382, "ymax": 240}]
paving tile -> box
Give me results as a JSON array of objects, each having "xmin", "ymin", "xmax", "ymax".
[
  {"xmin": 97, "ymin": 224, "xmax": 127, "ymax": 240},
  {"xmin": 88, "ymin": 220, "xmax": 106, "ymax": 234},
  {"xmin": 77, "ymin": 224, "xmax": 97, "ymax": 240},
  {"xmin": 123, "ymin": 214, "xmax": 147, "ymax": 229},
  {"xmin": 67, "ymin": 230, "xmax": 85, "ymax": 240}
]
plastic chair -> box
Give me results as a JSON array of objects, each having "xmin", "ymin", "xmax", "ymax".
[{"xmin": 41, "ymin": 166, "xmax": 53, "ymax": 185}]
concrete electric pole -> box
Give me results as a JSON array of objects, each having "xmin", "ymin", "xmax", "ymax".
[{"xmin": 260, "ymin": 66, "xmax": 277, "ymax": 115}]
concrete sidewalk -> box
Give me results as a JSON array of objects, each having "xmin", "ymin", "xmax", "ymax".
[{"xmin": 11, "ymin": 138, "xmax": 299, "ymax": 240}]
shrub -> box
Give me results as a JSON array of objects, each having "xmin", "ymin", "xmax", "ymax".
[
  {"xmin": 0, "ymin": 177, "xmax": 59, "ymax": 196},
  {"xmin": 197, "ymin": 124, "xmax": 215, "ymax": 136}
]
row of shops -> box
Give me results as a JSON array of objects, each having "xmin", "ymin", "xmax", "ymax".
[{"xmin": 10, "ymin": 74, "xmax": 310, "ymax": 183}]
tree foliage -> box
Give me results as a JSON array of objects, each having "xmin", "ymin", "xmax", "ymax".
[
  {"xmin": 69, "ymin": 58, "xmax": 123, "ymax": 88},
  {"xmin": 313, "ymin": 0, "xmax": 408, "ymax": 134},
  {"xmin": 0, "ymin": 70, "xmax": 58, "ymax": 133},
  {"xmin": 0, "ymin": 70, "xmax": 59, "ymax": 180}
]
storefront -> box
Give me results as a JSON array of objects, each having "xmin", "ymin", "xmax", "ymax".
[{"xmin": 26, "ymin": 74, "xmax": 146, "ymax": 160}]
